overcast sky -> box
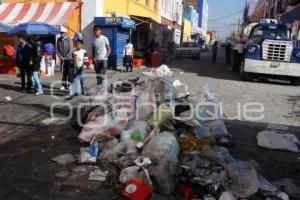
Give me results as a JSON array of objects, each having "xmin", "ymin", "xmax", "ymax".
[{"xmin": 208, "ymin": 0, "xmax": 247, "ymax": 40}]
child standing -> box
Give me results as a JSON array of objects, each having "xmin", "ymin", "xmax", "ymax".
[
  {"xmin": 44, "ymin": 42, "xmax": 55, "ymax": 76},
  {"xmin": 68, "ymin": 40, "xmax": 89, "ymax": 99}
]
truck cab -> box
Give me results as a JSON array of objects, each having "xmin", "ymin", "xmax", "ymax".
[{"xmin": 240, "ymin": 19, "xmax": 300, "ymax": 85}]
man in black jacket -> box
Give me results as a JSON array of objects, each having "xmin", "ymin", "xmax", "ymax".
[{"xmin": 16, "ymin": 34, "xmax": 32, "ymax": 92}]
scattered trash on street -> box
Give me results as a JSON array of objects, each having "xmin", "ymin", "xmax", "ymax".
[
  {"xmin": 88, "ymin": 169, "xmax": 108, "ymax": 182},
  {"xmin": 257, "ymin": 130, "xmax": 300, "ymax": 152},
  {"xmin": 48, "ymin": 72, "xmax": 300, "ymax": 199},
  {"xmin": 51, "ymin": 153, "xmax": 75, "ymax": 165},
  {"xmin": 142, "ymin": 64, "xmax": 174, "ymax": 77},
  {"xmin": 41, "ymin": 117, "xmax": 69, "ymax": 125},
  {"xmin": 4, "ymin": 96, "xmax": 12, "ymax": 101}
]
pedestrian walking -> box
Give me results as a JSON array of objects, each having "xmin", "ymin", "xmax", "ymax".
[
  {"xmin": 212, "ymin": 41, "xmax": 218, "ymax": 64},
  {"xmin": 16, "ymin": 34, "xmax": 32, "ymax": 92},
  {"xmin": 123, "ymin": 39, "xmax": 133, "ymax": 72},
  {"xmin": 225, "ymin": 39, "xmax": 232, "ymax": 65},
  {"xmin": 30, "ymin": 35, "xmax": 43, "ymax": 96},
  {"xmin": 68, "ymin": 40, "xmax": 89, "ymax": 99},
  {"xmin": 56, "ymin": 26, "xmax": 73, "ymax": 91},
  {"xmin": 93, "ymin": 26, "xmax": 111, "ymax": 85}
]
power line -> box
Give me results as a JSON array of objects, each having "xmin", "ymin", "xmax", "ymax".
[{"xmin": 208, "ymin": 9, "xmax": 244, "ymax": 21}]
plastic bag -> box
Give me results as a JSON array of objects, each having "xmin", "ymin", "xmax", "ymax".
[
  {"xmin": 153, "ymin": 77, "xmax": 177, "ymax": 103},
  {"xmin": 80, "ymin": 140, "xmax": 99, "ymax": 163},
  {"xmin": 121, "ymin": 120, "xmax": 149, "ymax": 143},
  {"xmin": 148, "ymin": 104, "xmax": 173, "ymax": 126},
  {"xmin": 257, "ymin": 131, "xmax": 299, "ymax": 152},
  {"xmin": 119, "ymin": 166, "xmax": 139, "ymax": 184},
  {"xmin": 78, "ymin": 112, "xmax": 128, "ymax": 142},
  {"xmin": 148, "ymin": 156, "xmax": 178, "ymax": 195},
  {"xmin": 135, "ymin": 79, "xmax": 156, "ymax": 121},
  {"xmin": 200, "ymin": 145, "xmax": 234, "ymax": 163},
  {"xmin": 142, "ymin": 131, "xmax": 180, "ymax": 159},
  {"xmin": 226, "ymin": 161, "xmax": 259, "ymax": 198},
  {"xmin": 99, "ymin": 141, "xmax": 137, "ymax": 161},
  {"xmin": 202, "ymin": 120, "xmax": 229, "ymax": 138},
  {"xmin": 273, "ymin": 178, "xmax": 300, "ymax": 198},
  {"xmin": 219, "ymin": 191, "xmax": 235, "ymax": 200}
]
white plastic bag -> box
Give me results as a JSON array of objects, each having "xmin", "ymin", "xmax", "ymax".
[
  {"xmin": 257, "ymin": 131, "xmax": 299, "ymax": 152},
  {"xmin": 148, "ymin": 156, "xmax": 178, "ymax": 195},
  {"xmin": 99, "ymin": 141, "xmax": 137, "ymax": 161},
  {"xmin": 142, "ymin": 131, "xmax": 180, "ymax": 159},
  {"xmin": 78, "ymin": 112, "xmax": 128, "ymax": 142},
  {"xmin": 219, "ymin": 191, "xmax": 235, "ymax": 200},
  {"xmin": 119, "ymin": 166, "xmax": 139, "ymax": 183},
  {"xmin": 203, "ymin": 120, "xmax": 228, "ymax": 138},
  {"xmin": 226, "ymin": 161, "xmax": 259, "ymax": 198}
]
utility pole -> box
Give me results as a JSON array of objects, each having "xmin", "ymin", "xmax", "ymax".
[
  {"xmin": 237, "ymin": 18, "xmax": 241, "ymax": 33},
  {"xmin": 180, "ymin": 0, "xmax": 185, "ymax": 44}
]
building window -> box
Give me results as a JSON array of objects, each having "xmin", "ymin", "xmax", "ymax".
[
  {"xmin": 154, "ymin": 0, "xmax": 158, "ymax": 10},
  {"xmin": 145, "ymin": 0, "xmax": 150, "ymax": 7}
]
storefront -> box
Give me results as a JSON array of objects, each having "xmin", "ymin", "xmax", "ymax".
[
  {"xmin": 281, "ymin": 4, "xmax": 300, "ymax": 47},
  {"xmin": 161, "ymin": 17, "xmax": 182, "ymax": 45},
  {"xmin": 94, "ymin": 17, "xmax": 136, "ymax": 69}
]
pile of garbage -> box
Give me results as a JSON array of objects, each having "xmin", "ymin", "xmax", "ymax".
[{"xmin": 51, "ymin": 69, "xmax": 300, "ymax": 200}]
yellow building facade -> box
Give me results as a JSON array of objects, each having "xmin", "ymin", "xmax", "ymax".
[
  {"xmin": 104, "ymin": 0, "xmax": 161, "ymax": 49},
  {"xmin": 104, "ymin": 0, "xmax": 160, "ymax": 22},
  {"xmin": 183, "ymin": 19, "xmax": 192, "ymax": 42}
]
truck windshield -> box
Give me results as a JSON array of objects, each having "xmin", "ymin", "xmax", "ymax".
[{"xmin": 252, "ymin": 25, "xmax": 290, "ymax": 38}]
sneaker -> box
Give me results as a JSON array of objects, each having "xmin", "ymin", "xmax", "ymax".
[
  {"xmin": 65, "ymin": 95, "xmax": 74, "ymax": 100},
  {"xmin": 60, "ymin": 86, "xmax": 66, "ymax": 91},
  {"xmin": 35, "ymin": 92, "xmax": 43, "ymax": 96}
]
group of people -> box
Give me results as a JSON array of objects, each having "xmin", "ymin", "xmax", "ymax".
[
  {"xmin": 16, "ymin": 25, "xmax": 136, "ymax": 98},
  {"xmin": 16, "ymin": 34, "xmax": 44, "ymax": 95}
]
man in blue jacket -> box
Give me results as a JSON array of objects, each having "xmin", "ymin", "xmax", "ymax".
[{"xmin": 16, "ymin": 34, "xmax": 32, "ymax": 92}]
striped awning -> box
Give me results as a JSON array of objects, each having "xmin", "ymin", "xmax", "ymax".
[{"xmin": 0, "ymin": 2, "xmax": 78, "ymax": 25}]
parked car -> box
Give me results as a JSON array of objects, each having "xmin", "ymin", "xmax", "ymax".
[{"xmin": 175, "ymin": 42, "xmax": 201, "ymax": 60}]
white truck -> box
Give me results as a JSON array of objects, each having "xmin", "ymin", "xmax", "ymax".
[
  {"xmin": 175, "ymin": 42, "xmax": 201, "ymax": 60},
  {"xmin": 239, "ymin": 19, "xmax": 300, "ymax": 85}
]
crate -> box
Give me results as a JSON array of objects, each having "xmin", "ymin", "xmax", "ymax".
[{"xmin": 132, "ymin": 58, "xmax": 145, "ymax": 68}]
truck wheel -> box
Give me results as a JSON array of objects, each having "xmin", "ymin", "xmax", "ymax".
[
  {"xmin": 290, "ymin": 77, "xmax": 299, "ymax": 86},
  {"xmin": 231, "ymin": 50, "xmax": 239, "ymax": 72},
  {"xmin": 240, "ymin": 71, "xmax": 250, "ymax": 81}
]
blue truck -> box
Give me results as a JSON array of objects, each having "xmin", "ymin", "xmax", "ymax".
[{"xmin": 238, "ymin": 19, "xmax": 300, "ymax": 85}]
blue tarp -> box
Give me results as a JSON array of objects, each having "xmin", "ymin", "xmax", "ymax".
[
  {"xmin": 281, "ymin": 5, "xmax": 300, "ymax": 24},
  {"xmin": 8, "ymin": 22, "xmax": 60, "ymax": 36},
  {"xmin": 0, "ymin": 23, "xmax": 13, "ymax": 33}
]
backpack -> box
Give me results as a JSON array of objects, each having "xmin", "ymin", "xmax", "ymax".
[
  {"xmin": 4, "ymin": 45, "xmax": 15, "ymax": 56},
  {"xmin": 44, "ymin": 43, "xmax": 55, "ymax": 55}
]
